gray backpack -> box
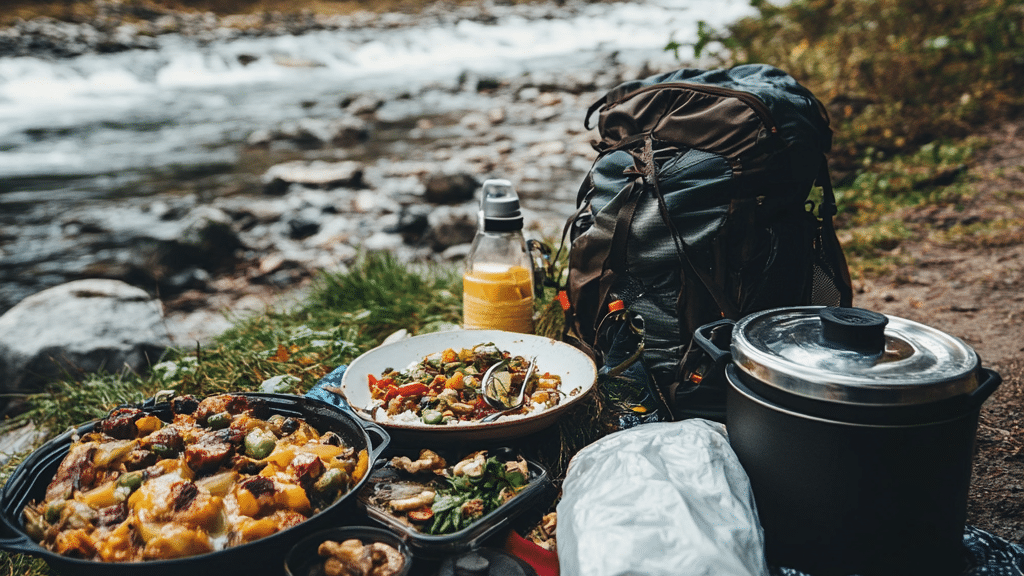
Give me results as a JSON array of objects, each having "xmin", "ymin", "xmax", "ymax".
[{"xmin": 560, "ymin": 64, "xmax": 853, "ymax": 425}]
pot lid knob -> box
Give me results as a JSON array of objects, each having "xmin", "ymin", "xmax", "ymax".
[{"xmin": 819, "ymin": 307, "xmax": 888, "ymax": 354}]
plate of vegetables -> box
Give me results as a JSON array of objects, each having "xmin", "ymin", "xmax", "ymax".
[{"xmin": 338, "ymin": 330, "xmax": 597, "ymax": 443}]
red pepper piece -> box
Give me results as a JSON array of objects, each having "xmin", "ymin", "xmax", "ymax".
[{"xmin": 397, "ymin": 382, "xmax": 429, "ymax": 397}]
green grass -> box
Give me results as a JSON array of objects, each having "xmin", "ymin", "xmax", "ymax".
[
  {"xmin": 674, "ymin": 0, "xmax": 1024, "ymax": 275},
  {"xmin": 0, "ymin": 250, "xmax": 573, "ymax": 575}
]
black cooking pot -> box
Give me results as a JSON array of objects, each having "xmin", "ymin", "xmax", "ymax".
[
  {"xmin": 694, "ymin": 306, "xmax": 1001, "ymax": 576},
  {"xmin": 0, "ymin": 392, "xmax": 389, "ymax": 576}
]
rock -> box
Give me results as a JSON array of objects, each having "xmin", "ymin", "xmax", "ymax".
[
  {"xmin": 423, "ymin": 173, "xmax": 479, "ymax": 204},
  {"xmin": 262, "ymin": 160, "xmax": 365, "ymax": 195},
  {"xmin": 274, "ymin": 117, "xmax": 370, "ymax": 148},
  {"xmin": 0, "ymin": 422, "xmax": 48, "ymax": 466},
  {"xmin": 385, "ymin": 204, "xmax": 432, "ymax": 241},
  {"xmin": 343, "ymin": 93, "xmax": 385, "ymax": 116},
  {"xmin": 425, "ymin": 205, "xmax": 477, "ymax": 251},
  {"xmin": 0, "ymin": 279, "xmax": 172, "ymax": 397}
]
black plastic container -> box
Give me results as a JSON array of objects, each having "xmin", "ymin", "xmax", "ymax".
[
  {"xmin": 695, "ymin": 306, "xmax": 1002, "ymax": 576},
  {"xmin": 357, "ymin": 447, "xmax": 552, "ymax": 560},
  {"xmin": 284, "ymin": 525, "xmax": 413, "ymax": 576},
  {"xmin": 0, "ymin": 393, "xmax": 390, "ymax": 576}
]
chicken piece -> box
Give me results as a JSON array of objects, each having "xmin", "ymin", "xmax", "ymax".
[
  {"xmin": 183, "ymin": 434, "xmax": 234, "ymax": 474},
  {"xmin": 505, "ymin": 458, "xmax": 529, "ymax": 478},
  {"xmin": 452, "ymin": 451, "xmax": 487, "ymax": 478},
  {"xmin": 144, "ymin": 425, "xmax": 184, "ymax": 452},
  {"xmin": 289, "ymin": 451, "xmax": 324, "ymax": 489},
  {"xmin": 193, "ymin": 394, "xmax": 251, "ymax": 424},
  {"xmin": 390, "ymin": 449, "xmax": 445, "ymax": 475},
  {"xmin": 320, "ymin": 539, "xmax": 372, "ymax": 576},
  {"xmin": 101, "ymin": 407, "xmax": 145, "ymax": 440},
  {"xmin": 388, "ymin": 490, "xmax": 435, "ymax": 513},
  {"xmin": 44, "ymin": 442, "xmax": 97, "ymax": 502},
  {"xmin": 459, "ymin": 498, "xmax": 485, "ymax": 520},
  {"xmin": 171, "ymin": 394, "xmax": 200, "ymax": 416},
  {"xmin": 369, "ymin": 542, "xmax": 406, "ymax": 576}
]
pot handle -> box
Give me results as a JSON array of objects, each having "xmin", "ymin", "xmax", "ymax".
[
  {"xmin": 692, "ymin": 318, "xmax": 736, "ymax": 362},
  {"xmin": 359, "ymin": 419, "xmax": 391, "ymax": 462},
  {"xmin": 968, "ymin": 368, "xmax": 1002, "ymax": 408}
]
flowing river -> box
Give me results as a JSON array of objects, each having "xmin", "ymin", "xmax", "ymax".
[{"xmin": 0, "ymin": 0, "xmax": 756, "ymax": 313}]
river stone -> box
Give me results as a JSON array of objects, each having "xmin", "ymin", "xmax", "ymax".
[
  {"xmin": 262, "ymin": 160, "xmax": 365, "ymax": 195},
  {"xmin": 0, "ymin": 279, "xmax": 172, "ymax": 395},
  {"xmin": 425, "ymin": 205, "xmax": 477, "ymax": 250},
  {"xmin": 423, "ymin": 172, "xmax": 479, "ymax": 204}
]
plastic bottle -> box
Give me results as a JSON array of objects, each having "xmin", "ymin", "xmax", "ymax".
[{"xmin": 462, "ymin": 179, "xmax": 535, "ymax": 333}]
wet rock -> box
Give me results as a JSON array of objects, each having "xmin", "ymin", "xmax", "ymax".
[
  {"xmin": 271, "ymin": 117, "xmax": 370, "ymax": 149},
  {"xmin": 287, "ymin": 215, "xmax": 321, "ymax": 239},
  {"xmin": 342, "ymin": 93, "xmax": 385, "ymax": 116},
  {"xmin": 386, "ymin": 204, "xmax": 432, "ymax": 242},
  {"xmin": 423, "ymin": 172, "xmax": 479, "ymax": 204},
  {"xmin": 0, "ymin": 279, "xmax": 171, "ymax": 398},
  {"xmin": 262, "ymin": 160, "xmax": 365, "ymax": 195},
  {"xmin": 425, "ymin": 205, "xmax": 477, "ymax": 251}
]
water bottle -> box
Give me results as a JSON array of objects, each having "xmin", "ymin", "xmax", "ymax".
[{"xmin": 462, "ymin": 179, "xmax": 534, "ymax": 333}]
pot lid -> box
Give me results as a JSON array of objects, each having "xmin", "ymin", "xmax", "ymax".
[{"xmin": 730, "ymin": 306, "xmax": 980, "ymax": 406}]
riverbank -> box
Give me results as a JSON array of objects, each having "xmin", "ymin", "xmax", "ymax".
[{"xmin": 1, "ymin": 0, "xmax": 710, "ymax": 344}]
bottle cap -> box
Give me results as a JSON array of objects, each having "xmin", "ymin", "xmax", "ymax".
[{"xmin": 480, "ymin": 179, "xmax": 524, "ymax": 232}]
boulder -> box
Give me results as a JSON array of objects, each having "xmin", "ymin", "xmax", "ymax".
[{"xmin": 0, "ymin": 279, "xmax": 172, "ymax": 395}]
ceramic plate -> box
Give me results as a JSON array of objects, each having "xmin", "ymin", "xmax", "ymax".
[{"xmin": 338, "ymin": 330, "xmax": 597, "ymax": 444}]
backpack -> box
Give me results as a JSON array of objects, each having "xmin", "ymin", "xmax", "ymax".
[{"xmin": 560, "ymin": 64, "xmax": 853, "ymax": 424}]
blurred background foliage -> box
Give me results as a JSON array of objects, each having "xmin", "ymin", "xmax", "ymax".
[
  {"xmin": 681, "ymin": 0, "xmax": 1024, "ymax": 274},
  {"xmin": 691, "ymin": 0, "xmax": 1024, "ymax": 175}
]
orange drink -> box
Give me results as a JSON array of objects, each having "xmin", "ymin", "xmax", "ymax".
[{"xmin": 462, "ymin": 263, "xmax": 534, "ymax": 333}]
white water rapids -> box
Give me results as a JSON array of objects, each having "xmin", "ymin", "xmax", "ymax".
[{"xmin": 0, "ymin": 0, "xmax": 754, "ymax": 203}]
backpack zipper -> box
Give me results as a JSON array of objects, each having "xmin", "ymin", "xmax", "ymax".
[{"xmin": 609, "ymin": 81, "xmax": 781, "ymax": 135}]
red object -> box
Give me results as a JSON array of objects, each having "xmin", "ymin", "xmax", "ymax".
[
  {"xmin": 397, "ymin": 382, "xmax": 429, "ymax": 397},
  {"xmin": 503, "ymin": 531, "xmax": 558, "ymax": 576},
  {"xmin": 556, "ymin": 290, "xmax": 570, "ymax": 311},
  {"xmin": 382, "ymin": 385, "xmax": 399, "ymax": 402},
  {"xmin": 607, "ymin": 299, "xmax": 625, "ymax": 312}
]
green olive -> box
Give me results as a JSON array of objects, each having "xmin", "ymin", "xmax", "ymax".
[
  {"xmin": 206, "ymin": 411, "xmax": 232, "ymax": 430},
  {"xmin": 117, "ymin": 472, "xmax": 143, "ymax": 492}
]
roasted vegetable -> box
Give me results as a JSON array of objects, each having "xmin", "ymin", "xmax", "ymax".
[{"xmin": 22, "ymin": 394, "xmax": 364, "ymax": 564}]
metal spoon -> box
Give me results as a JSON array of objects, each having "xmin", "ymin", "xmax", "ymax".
[{"xmin": 481, "ymin": 355, "xmax": 537, "ymax": 423}]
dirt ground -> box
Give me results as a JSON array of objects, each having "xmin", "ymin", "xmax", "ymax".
[{"xmin": 850, "ymin": 123, "xmax": 1024, "ymax": 544}]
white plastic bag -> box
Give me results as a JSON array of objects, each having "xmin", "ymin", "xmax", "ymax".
[{"xmin": 556, "ymin": 419, "xmax": 769, "ymax": 576}]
